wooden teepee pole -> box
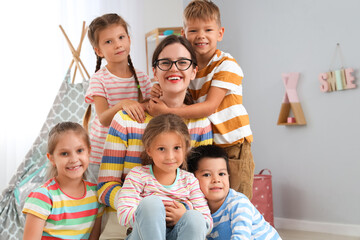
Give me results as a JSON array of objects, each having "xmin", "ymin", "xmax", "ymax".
[
  {"xmin": 71, "ymin": 22, "xmax": 88, "ymax": 83},
  {"xmin": 59, "ymin": 22, "xmax": 90, "ymax": 83}
]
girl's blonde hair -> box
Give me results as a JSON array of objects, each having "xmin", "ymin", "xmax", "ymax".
[
  {"xmin": 83, "ymin": 13, "xmax": 142, "ymax": 131},
  {"xmin": 141, "ymin": 114, "xmax": 191, "ymax": 170},
  {"xmin": 47, "ymin": 122, "xmax": 90, "ymax": 179}
]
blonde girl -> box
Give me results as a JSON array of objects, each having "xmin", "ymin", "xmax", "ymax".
[
  {"xmin": 22, "ymin": 122, "xmax": 103, "ymax": 240},
  {"xmin": 84, "ymin": 13, "xmax": 152, "ymax": 182},
  {"xmin": 117, "ymin": 113, "xmax": 212, "ymax": 240}
]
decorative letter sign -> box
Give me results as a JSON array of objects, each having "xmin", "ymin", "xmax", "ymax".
[
  {"xmin": 277, "ymin": 73, "xmax": 306, "ymax": 125},
  {"xmin": 318, "ymin": 68, "xmax": 356, "ymax": 92}
]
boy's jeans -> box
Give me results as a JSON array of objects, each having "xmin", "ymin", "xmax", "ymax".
[
  {"xmin": 225, "ymin": 139, "xmax": 255, "ymax": 200},
  {"xmin": 126, "ymin": 196, "xmax": 208, "ymax": 240}
]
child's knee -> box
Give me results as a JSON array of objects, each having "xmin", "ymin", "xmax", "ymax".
[
  {"xmin": 181, "ymin": 210, "xmax": 208, "ymax": 232},
  {"xmin": 137, "ymin": 196, "xmax": 164, "ymax": 217}
]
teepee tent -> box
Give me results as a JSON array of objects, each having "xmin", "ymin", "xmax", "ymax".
[{"xmin": 0, "ymin": 23, "xmax": 92, "ymax": 239}]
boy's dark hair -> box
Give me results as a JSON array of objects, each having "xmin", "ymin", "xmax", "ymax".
[{"xmin": 187, "ymin": 145, "xmax": 229, "ymax": 173}]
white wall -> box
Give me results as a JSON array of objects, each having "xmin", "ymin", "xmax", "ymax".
[
  {"xmin": 144, "ymin": 0, "xmax": 183, "ymax": 33},
  {"xmin": 0, "ymin": 0, "xmax": 183, "ymax": 193},
  {"xmin": 213, "ymin": 0, "xmax": 360, "ymax": 227}
]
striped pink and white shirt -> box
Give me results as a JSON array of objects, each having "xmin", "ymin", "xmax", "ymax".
[
  {"xmin": 97, "ymin": 112, "xmax": 213, "ymax": 209},
  {"xmin": 85, "ymin": 67, "xmax": 152, "ymax": 164},
  {"xmin": 117, "ymin": 165, "xmax": 213, "ymax": 233}
]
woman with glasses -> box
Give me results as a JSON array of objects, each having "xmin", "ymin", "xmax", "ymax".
[{"xmin": 96, "ymin": 35, "xmax": 213, "ymax": 238}]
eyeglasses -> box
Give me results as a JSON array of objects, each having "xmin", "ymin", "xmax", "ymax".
[{"xmin": 154, "ymin": 58, "xmax": 193, "ymax": 71}]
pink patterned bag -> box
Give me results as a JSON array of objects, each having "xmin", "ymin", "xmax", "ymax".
[{"xmin": 251, "ymin": 169, "xmax": 274, "ymax": 227}]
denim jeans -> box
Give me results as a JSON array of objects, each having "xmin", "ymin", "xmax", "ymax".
[
  {"xmin": 126, "ymin": 196, "xmax": 208, "ymax": 240},
  {"xmin": 86, "ymin": 162, "xmax": 100, "ymax": 184}
]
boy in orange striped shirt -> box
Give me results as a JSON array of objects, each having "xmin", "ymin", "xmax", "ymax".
[{"xmin": 148, "ymin": 0, "xmax": 254, "ymax": 199}]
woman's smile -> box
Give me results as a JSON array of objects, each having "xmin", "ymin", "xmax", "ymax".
[{"xmin": 167, "ymin": 74, "xmax": 183, "ymax": 83}]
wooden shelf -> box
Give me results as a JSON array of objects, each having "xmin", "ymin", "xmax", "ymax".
[
  {"xmin": 145, "ymin": 27, "xmax": 182, "ymax": 79},
  {"xmin": 277, "ymin": 73, "xmax": 306, "ymax": 126},
  {"xmin": 277, "ymin": 102, "xmax": 306, "ymax": 126},
  {"xmin": 277, "ymin": 122, "xmax": 304, "ymax": 126}
]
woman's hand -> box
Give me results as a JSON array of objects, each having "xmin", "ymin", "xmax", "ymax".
[{"xmin": 164, "ymin": 201, "xmax": 186, "ymax": 227}]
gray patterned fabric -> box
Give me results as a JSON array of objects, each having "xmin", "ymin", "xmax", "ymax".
[{"xmin": 0, "ymin": 71, "xmax": 91, "ymax": 239}]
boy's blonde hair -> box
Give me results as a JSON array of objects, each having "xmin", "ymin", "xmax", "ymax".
[{"xmin": 183, "ymin": 0, "xmax": 221, "ymax": 27}]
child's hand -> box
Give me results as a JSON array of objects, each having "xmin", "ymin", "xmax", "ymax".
[
  {"xmin": 146, "ymin": 98, "xmax": 169, "ymax": 117},
  {"xmin": 120, "ymin": 99, "xmax": 146, "ymax": 123},
  {"xmin": 150, "ymin": 83, "xmax": 162, "ymax": 98},
  {"xmin": 164, "ymin": 201, "xmax": 186, "ymax": 227}
]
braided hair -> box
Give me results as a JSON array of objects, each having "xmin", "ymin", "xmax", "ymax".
[{"xmin": 83, "ymin": 13, "xmax": 143, "ymax": 131}]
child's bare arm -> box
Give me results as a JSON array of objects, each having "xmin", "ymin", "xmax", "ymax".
[
  {"xmin": 23, "ymin": 214, "xmax": 46, "ymax": 240},
  {"xmin": 147, "ymin": 86, "xmax": 227, "ymax": 119},
  {"xmin": 93, "ymin": 96, "xmax": 146, "ymax": 125},
  {"xmin": 88, "ymin": 216, "xmax": 102, "ymax": 240}
]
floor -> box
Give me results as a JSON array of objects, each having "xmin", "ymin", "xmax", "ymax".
[{"xmin": 277, "ymin": 229, "xmax": 360, "ymax": 240}]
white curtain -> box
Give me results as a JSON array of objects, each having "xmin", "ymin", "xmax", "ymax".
[{"xmin": 0, "ymin": 0, "xmax": 146, "ymax": 192}]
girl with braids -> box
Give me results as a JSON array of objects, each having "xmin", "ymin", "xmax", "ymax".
[{"xmin": 84, "ymin": 13, "xmax": 152, "ymax": 183}]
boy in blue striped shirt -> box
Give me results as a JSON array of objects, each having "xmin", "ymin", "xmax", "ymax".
[{"xmin": 188, "ymin": 145, "xmax": 281, "ymax": 240}]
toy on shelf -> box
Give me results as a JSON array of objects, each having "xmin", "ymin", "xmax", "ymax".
[
  {"xmin": 145, "ymin": 27, "xmax": 182, "ymax": 79},
  {"xmin": 277, "ymin": 72, "xmax": 306, "ymax": 126}
]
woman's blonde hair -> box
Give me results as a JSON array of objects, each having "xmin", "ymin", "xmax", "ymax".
[
  {"xmin": 47, "ymin": 122, "xmax": 90, "ymax": 179},
  {"xmin": 141, "ymin": 114, "xmax": 191, "ymax": 170}
]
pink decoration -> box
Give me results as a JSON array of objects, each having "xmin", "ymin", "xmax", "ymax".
[
  {"xmin": 318, "ymin": 73, "xmax": 329, "ymax": 92},
  {"xmin": 287, "ymin": 117, "xmax": 296, "ymax": 123},
  {"xmin": 282, "ymin": 73, "xmax": 300, "ymax": 103},
  {"xmin": 345, "ymin": 68, "xmax": 356, "ymax": 89},
  {"xmin": 319, "ymin": 68, "xmax": 356, "ymax": 93}
]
